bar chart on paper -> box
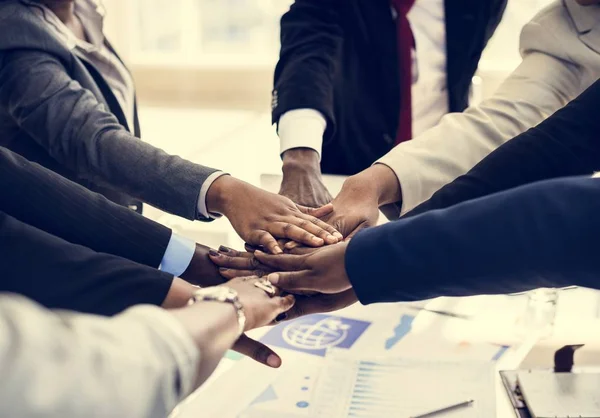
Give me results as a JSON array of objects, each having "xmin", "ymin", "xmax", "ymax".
[{"xmin": 312, "ymin": 354, "xmax": 496, "ymax": 418}]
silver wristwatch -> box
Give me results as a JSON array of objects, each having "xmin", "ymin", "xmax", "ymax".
[{"xmin": 187, "ymin": 287, "xmax": 246, "ymax": 336}]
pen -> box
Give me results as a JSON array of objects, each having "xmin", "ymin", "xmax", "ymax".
[{"xmin": 410, "ymin": 399, "xmax": 475, "ymax": 418}]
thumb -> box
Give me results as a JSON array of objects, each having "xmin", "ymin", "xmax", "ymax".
[{"xmin": 232, "ymin": 335, "xmax": 282, "ymax": 368}]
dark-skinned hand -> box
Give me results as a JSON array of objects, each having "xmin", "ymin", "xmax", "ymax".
[{"xmin": 206, "ymin": 175, "xmax": 343, "ymax": 254}]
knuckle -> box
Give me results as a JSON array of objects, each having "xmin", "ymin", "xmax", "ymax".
[{"xmin": 282, "ymin": 223, "xmax": 293, "ymax": 236}]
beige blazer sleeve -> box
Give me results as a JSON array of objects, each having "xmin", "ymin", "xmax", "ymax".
[
  {"xmin": 377, "ymin": 0, "xmax": 600, "ymax": 214},
  {"xmin": 0, "ymin": 294, "xmax": 199, "ymax": 418}
]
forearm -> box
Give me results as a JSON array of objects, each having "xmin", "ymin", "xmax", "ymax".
[
  {"xmin": 377, "ymin": 30, "xmax": 583, "ymax": 213},
  {"xmin": 341, "ymin": 164, "xmax": 402, "ymax": 208},
  {"xmin": 408, "ymin": 79, "xmax": 600, "ymax": 218},
  {"xmin": 0, "ymin": 51, "xmax": 219, "ymax": 221},
  {"xmin": 346, "ymin": 176, "xmax": 600, "ymax": 304},
  {"xmin": 169, "ymin": 301, "xmax": 240, "ymax": 387}
]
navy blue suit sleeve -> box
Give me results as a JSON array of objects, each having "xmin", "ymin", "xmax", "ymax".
[
  {"xmin": 0, "ymin": 211, "xmax": 174, "ymax": 316},
  {"xmin": 407, "ymin": 79, "xmax": 600, "ymax": 218},
  {"xmin": 346, "ymin": 176, "xmax": 600, "ymax": 304}
]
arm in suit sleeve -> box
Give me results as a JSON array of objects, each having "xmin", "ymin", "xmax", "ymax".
[
  {"xmin": 377, "ymin": 5, "xmax": 593, "ymax": 214},
  {"xmin": 0, "ymin": 295, "xmax": 200, "ymax": 418},
  {"xmin": 345, "ymin": 176, "xmax": 600, "ymax": 304},
  {"xmin": 407, "ymin": 78, "xmax": 600, "ymax": 217},
  {"xmin": 0, "ymin": 210, "xmax": 174, "ymax": 316},
  {"xmin": 272, "ymin": 0, "xmax": 343, "ymax": 141},
  {"xmin": 0, "ymin": 146, "xmax": 171, "ymax": 269},
  {"xmin": 0, "ymin": 50, "xmax": 219, "ymax": 221}
]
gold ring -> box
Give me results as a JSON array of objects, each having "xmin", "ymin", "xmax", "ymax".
[{"xmin": 254, "ymin": 279, "xmax": 277, "ymax": 296}]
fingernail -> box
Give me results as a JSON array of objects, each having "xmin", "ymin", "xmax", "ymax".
[
  {"xmin": 209, "ymin": 249, "xmax": 220, "ymax": 257},
  {"xmin": 273, "ymin": 247, "xmax": 283, "ymax": 255},
  {"xmin": 267, "ymin": 354, "xmax": 281, "ymax": 368},
  {"xmin": 268, "ymin": 273, "xmax": 279, "ymax": 285},
  {"xmin": 275, "ymin": 313, "xmax": 288, "ymax": 322},
  {"xmin": 218, "ymin": 245, "xmax": 231, "ymax": 253},
  {"xmin": 219, "ymin": 268, "xmax": 229, "ymax": 272},
  {"xmin": 334, "ymin": 232, "xmax": 344, "ymax": 240},
  {"xmin": 312, "ymin": 237, "xmax": 324, "ymax": 245}
]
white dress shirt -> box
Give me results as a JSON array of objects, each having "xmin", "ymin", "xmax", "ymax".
[
  {"xmin": 0, "ymin": 294, "xmax": 199, "ymax": 418},
  {"xmin": 278, "ymin": 0, "xmax": 448, "ymax": 158}
]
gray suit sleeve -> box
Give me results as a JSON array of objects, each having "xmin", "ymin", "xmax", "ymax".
[
  {"xmin": 0, "ymin": 295, "xmax": 199, "ymax": 418},
  {"xmin": 0, "ymin": 50, "xmax": 218, "ymax": 220}
]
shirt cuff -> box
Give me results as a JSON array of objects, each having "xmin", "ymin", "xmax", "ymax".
[
  {"xmin": 159, "ymin": 232, "xmax": 196, "ymax": 277},
  {"xmin": 278, "ymin": 109, "xmax": 327, "ymax": 159},
  {"xmin": 375, "ymin": 149, "xmax": 425, "ymax": 215},
  {"xmin": 197, "ymin": 171, "xmax": 228, "ymax": 220}
]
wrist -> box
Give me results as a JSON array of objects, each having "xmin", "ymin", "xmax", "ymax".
[
  {"xmin": 162, "ymin": 277, "xmax": 197, "ymax": 309},
  {"xmin": 180, "ymin": 244, "xmax": 224, "ymax": 287},
  {"xmin": 205, "ymin": 174, "xmax": 240, "ymax": 216},
  {"xmin": 345, "ymin": 165, "xmax": 402, "ymax": 207},
  {"xmin": 172, "ymin": 300, "xmax": 240, "ymax": 351},
  {"xmin": 282, "ymin": 148, "xmax": 321, "ymax": 175}
]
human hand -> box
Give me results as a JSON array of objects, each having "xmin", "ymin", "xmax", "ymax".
[
  {"xmin": 255, "ymin": 242, "xmax": 351, "ymax": 294},
  {"xmin": 224, "ymin": 276, "xmax": 295, "ymax": 331},
  {"xmin": 279, "ymin": 148, "xmax": 333, "ymax": 207},
  {"xmin": 180, "ymin": 244, "xmax": 226, "ymax": 287},
  {"xmin": 309, "ymin": 164, "xmax": 402, "ymax": 241},
  {"xmin": 206, "ymin": 176, "xmax": 342, "ymax": 254},
  {"xmin": 209, "ymin": 246, "xmax": 274, "ymax": 280},
  {"xmin": 276, "ymin": 290, "xmax": 358, "ymax": 322}
]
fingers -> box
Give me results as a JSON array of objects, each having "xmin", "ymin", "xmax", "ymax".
[
  {"xmin": 232, "ymin": 335, "xmax": 282, "ymax": 368},
  {"xmin": 209, "ymin": 250, "xmax": 259, "ymax": 270},
  {"xmin": 267, "ymin": 271, "xmax": 316, "ymax": 293},
  {"xmin": 297, "ymin": 203, "xmax": 334, "ymax": 218},
  {"xmin": 218, "ymin": 245, "xmax": 254, "ymax": 258},
  {"xmin": 269, "ymin": 222, "xmax": 326, "ymax": 247},
  {"xmin": 254, "ymin": 250, "xmax": 307, "ymax": 271},
  {"xmin": 249, "ymin": 230, "xmax": 283, "ymax": 254},
  {"xmin": 219, "ymin": 267, "xmax": 272, "ymax": 280},
  {"xmin": 301, "ymin": 214, "xmax": 344, "ymax": 241}
]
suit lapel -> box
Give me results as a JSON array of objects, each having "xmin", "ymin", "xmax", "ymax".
[{"xmin": 565, "ymin": 0, "xmax": 600, "ymax": 55}]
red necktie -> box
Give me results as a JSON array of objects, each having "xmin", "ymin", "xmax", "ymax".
[{"xmin": 391, "ymin": 0, "xmax": 416, "ymax": 145}]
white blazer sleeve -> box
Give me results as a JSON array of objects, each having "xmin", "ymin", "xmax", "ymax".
[
  {"xmin": 0, "ymin": 295, "xmax": 199, "ymax": 418},
  {"xmin": 378, "ymin": 3, "xmax": 596, "ymax": 214}
]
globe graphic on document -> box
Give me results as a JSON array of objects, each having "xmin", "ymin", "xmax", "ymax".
[{"xmin": 282, "ymin": 317, "xmax": 351, "ymax": 350}]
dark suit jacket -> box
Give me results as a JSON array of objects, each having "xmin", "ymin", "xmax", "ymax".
[
  {"xmin": 0, "ymin": 210, "xmax": 174, "ymax": 316},
  {"xmin": 272, "ymin": 0, "xmax": 507, "ymax": 175},
  {"xmin": 0, "ymin": 146, "xmax": 172, "ymax": 269},
  {"xmin": 407, "ymin": 78, "xmax": 600, "ymax": 217},
  {"xmin": 345, "ymin": 176, "xmax": 600, "ymax": 304},
  {"xmin": 0, "ymin": 1, "xmax": 218, "ymax": 220}
]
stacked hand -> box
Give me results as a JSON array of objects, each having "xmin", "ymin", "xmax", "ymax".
[
  {"xmin": 207, "ymin": 175, "xmax": 342, "ymax": 254},
  {"xmin": 211, "ymin": 243, "xmax": 358, "ymax": 322},
  {"xmin": 221, "ymin": 276, "xmax": 296, "ymax": 368}
]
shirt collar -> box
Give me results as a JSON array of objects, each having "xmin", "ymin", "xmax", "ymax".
[
  {"xmin": 22, "ymin": 0, "xmax": 105, "ymax": 51},
  {"xmin": 565, "ymin": 0, "xmax": 600, "ymax": 34}
]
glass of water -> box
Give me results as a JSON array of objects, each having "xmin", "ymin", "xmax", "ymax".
[{"xmin": 518, "ymin": 287, "xmax": 559, "ymax": 339}]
